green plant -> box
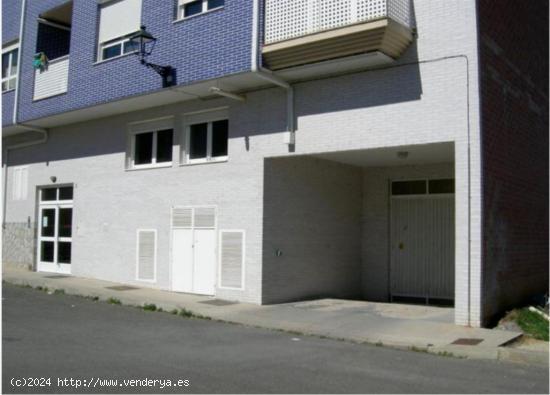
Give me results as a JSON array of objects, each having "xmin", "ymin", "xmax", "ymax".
[
  {"xmin": 107, "ymin": 297, "xmax": 121, "ymax": 305},
  {"xmin": 142, "ymin": 303, "xmax": 157, "ymax": 312},
  {"xmin": 170, "ymin": 309, "xmax": 178, "ymax": 315},
  {"xmin": 515, "ymin": 308, "xmax": 549, "ymax": 341},
  {"xmin": 178, "ymin": 309, "xmax": 194, "ymax": 318},
  {"xmin": 53, "ymin": 289, "xmax": 65, "ymax": 295}
]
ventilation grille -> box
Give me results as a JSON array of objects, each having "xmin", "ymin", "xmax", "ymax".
[
  {"xmin": 194, "ymin": 207, "xmax": 216, "ymax": 228},
  {"xmin": 172, "ymin": 208, "xmax": 193, "ymax": 228},
  {"xmin": 137, "ymin": 230, "xmax": 156, "ymax": 281},
  {"xmin": 12, "ymin": 167, "xmax": 28, "ymax": 201},
  {"xmin": 220, "ymin": 231, "xmax": 244, "ymax": 289}
]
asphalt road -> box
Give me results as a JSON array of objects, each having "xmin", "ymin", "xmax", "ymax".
[{"xmin": 2, "ymin": 284, "xmax": 548, "ymax": 394}]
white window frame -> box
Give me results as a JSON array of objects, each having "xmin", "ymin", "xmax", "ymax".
[
  {"xmin": 98, "ymin": 35, "xmax": 139, "ymax": 62},
  {"xmin": 2, "ymin": 42, "xmax": 19, "ymax": 93},
  {"xmin": 218, "ymin": 229, "xmax": 246, "ymax": 291},
  {"xmin": 178, "ymin": 0, "xmax": 224, "ymax": 20},
  {"xmin": 136, "ymin": 228, "xmax": 157, "ymax": 283},
  {"xmin": 128, "ymin": 117, "xmax": 175, "ymax": 170},
  {"xmin": 183, "ymin": 109, "xmax": 229, "ymax": 165},
  {"xmin": 12, "ymin": 166, "xmax": 28, "ymax": 201}
]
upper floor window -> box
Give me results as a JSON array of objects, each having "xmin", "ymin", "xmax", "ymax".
[
  {"xmin": 97, "ymin": 0, "xmax": 142, "ymax": 61},
  {"xmin": 183, "ymin": 109, "xmax": 228, "ymax": 164},
  {"xmin": 178, "ymin": 0, "xmax": 224, "ymax": 19},
  {"xmin": 2, "ymin": 43, "xmax": 19, "ymax": 93}
]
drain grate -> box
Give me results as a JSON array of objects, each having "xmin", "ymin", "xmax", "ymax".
[
  {"xmin": 105, "ymin": 285, "xmax": 139, "ymax": 291},
  {"xmin": 43, "ymin": 275, "xmax": 70, "ymax": 279},
  {"xmin": 199, "ymin": 299, "xmax": 237, "ymax": 306},
  {"xmin": 451, "ymin": 338, "xmax": 484, "ymax": 346}
]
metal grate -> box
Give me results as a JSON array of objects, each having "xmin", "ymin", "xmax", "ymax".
[
  {"xmin": 199, "ymin": 299, "xmax": 238, "ymax": 306},
  {"xmin": 105, "ymin": 285, "xmax": 139, "ymax": 291},
  {"xmin": 451, "ymin": 338, "xmax": 484, "ymax": 346}
]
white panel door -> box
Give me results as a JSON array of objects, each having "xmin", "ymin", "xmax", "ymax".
[
  {"xmin": 390, "ymin": 196, "xmax": 454, "ymax": 301},
  {"xmin": 171, "ymin": 229, "xmax": 194, "ymax": 293},
  {"xmin": 192, "ymin": 229, "xmax": 217, "ymax": 295}
]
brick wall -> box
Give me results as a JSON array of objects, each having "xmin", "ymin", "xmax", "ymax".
[
  {"xmin": 478, "ymin": 0, "xmax": 549, "ymax": 324},
  {"xmin": 2, "ymin": 0, "xmax": 21, "ymax": 44}
]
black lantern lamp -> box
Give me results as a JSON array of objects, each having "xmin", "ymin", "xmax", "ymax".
[{"xmin": 129, "ymin": 25, "xmax": 174, "ymax": 88}]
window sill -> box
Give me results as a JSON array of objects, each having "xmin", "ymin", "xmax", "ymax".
[
  {"xmin": 173, "ymin": 6, "xmax": 224, "ymax": 25},
  {"xmin": 126, "ymin": 162, "xmax": 174, "ymax": 171},
  {"xmin": 181, "ymin": 157, "xmax": 228, "ymax": 167},
  {"xmin": 2, "ymin": 88, "xmax": 15, "ymax": 94}
]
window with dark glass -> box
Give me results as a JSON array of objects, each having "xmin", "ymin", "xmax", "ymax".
[
  {"xmin": 59, "ymin": 186, "xmax": 74, "ymax": 201},
  {"xmin": 41, "ymin": 188, "xmax": 57, "ymax": 201},
  {"xmin": 211, "ymin": 120, "xmax": 228, "ymax": 158},
  {"xmin": 184, "ymin": 0, "xmax": 203, "ymax": 17},
  {"xmin": 57, "ymin": 242, "xmax": 72, "ymax": 264},
  {"xmin": 189, "ymin": 123, "xmax": 208, "ymax": 160},
  {"xmin": 391, "ymin": 180, "xmax": 427, "ymax": 196},
  {"xmin": 134, "ymin": 132, "xmax": 154, "ymax": 165},
  {"xmin": 429, "ymin": 179, "xmax": 455, "ymax": 194},
  {"xmin": 156, "ymin": 129, "xmax": 174, "ymax": 163},
  {"xmin": 207, "ymin": 0, "xmax": 224, "ymax": 9}
]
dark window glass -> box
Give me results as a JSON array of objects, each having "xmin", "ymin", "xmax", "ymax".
[
  {"xmin": 429, "ymin": 179, "xmax": 455, "ymax": 194},
  {"xmin": 208, "ymin": 0, "xmax": 224, "ymax": 9},
  {"xmin": 58, "ymin": 208, "xmax": 73, "ymax": 238},
  {"xmin": 211, "ymin": 120, "xmax": 228, "ymax": 158},
  {"xmin": 134, "ymin": 132, "xmax": 154, "ymax": 165},
  {"xmin": 184, "ymin": 0, "xmax": 203, "ymax": 17},
  {"xmin": 41, "ymin": 241, "xmax": 55, "ymax": 262},
  {"xmin": 189, "ymin": 123, "xmax": 208, "ymax": 160},
  {"xmin": 41, "ymin": 188, "xmax": 57, "ymax": 201},
  {"xmin": 391, "ymin": 180, "xmax": 427, "ymax": 196},
  {"xmin": 123, "ymin": 40, "xmax": 138, "ymax": 54},
  {"xmin": 102, "ymin": 44, "xmax": 122, "ymax": 60},
  {"xmin": 10, "ymin": 49, "xmax": 18, "ymax": 75},
  {"xmin": 59, "ymin": 186, "xmax": 73, "ymax": 200},
  {"xmin": 156, "ymin": 129, "xmax": 173, "ymax": 163},
  {"xmin": 41, "ymin": 209, "xmax": 56, "ymax": 237},
  {"xmin": 2, "ymin": 52, "xmax": 9, "ymax": 79},
  {"xmin": 58, "ymin": 242, "xmax": 71, "ymax": 264}
]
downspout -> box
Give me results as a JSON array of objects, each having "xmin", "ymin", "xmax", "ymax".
[
  {"xmin": 251, "ymin": 0, "xmax": 295, "ymax": 146},
  {"xmin": 3, "ymin": 0, "xmax": 49, "ymax": 229}
]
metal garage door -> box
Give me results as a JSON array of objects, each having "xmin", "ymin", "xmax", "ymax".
[{"xmin": 390, "ymin": 179, "xmax": 455, "ymax": 303}]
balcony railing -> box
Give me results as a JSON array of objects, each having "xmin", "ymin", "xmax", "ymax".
[
  {"xmin": 33, "ymin": 55, "xmax": 69, "ymax": 101},
  {"xmin": 263, "ymin": 0, "xmax": 413, "ymax": 70}
]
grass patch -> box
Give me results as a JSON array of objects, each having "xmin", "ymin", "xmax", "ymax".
[
  {"xmin": 142, "ymin": 303, "xmax": 157, "ymax": 312},
  {"xmin": 107, "ymin": 297, "xmax": 121, "ymax": 305},
  {"xmin": 515, "ymin": 308, "xmax": 549, "ymax": 341},
  {"xmin": 53, "ymin": 289, "xmax": 65, "ymax": 295}
]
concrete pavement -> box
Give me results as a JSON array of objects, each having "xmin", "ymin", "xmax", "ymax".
[
  {"xmin": 3, "ymin": 284, "xmax": 548, "ymax": 394},
  {"xmin": 3, "ymin": 268, "xmax": 546, "ymax": 366}
]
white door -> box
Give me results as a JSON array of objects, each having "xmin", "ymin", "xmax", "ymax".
[
  {"xmin": 37, "ymin": 187, "xmax": 74, "ymax": 274},
  {"xmin": 390, "ymin": 180, "xmax": 454, "ymax": 302},
  {"xmin": 171, "ymin": 207, "xmax": 217, "ymax": 295}
]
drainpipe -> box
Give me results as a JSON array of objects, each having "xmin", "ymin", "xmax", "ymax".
[
  {"xmin": 3, "ymin": 0, "xmax": 49, "ymax": 229},
  {"xmin": 251, "ymin": 0, "xmax": 295, "ymax": 146}
]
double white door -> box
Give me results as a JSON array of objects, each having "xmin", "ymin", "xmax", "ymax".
[{"xmin": 171, "ymin": 207, "xmax": 217, "ymax": 295}]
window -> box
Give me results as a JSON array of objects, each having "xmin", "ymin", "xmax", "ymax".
[
  {"xmin": 2, "ymin": 43, "xmax": 18, "ymax": 92},
  {"xmin": 186, "ymin": 119, "xmax": 228, "ymax": 164},
  {"xmin": 12, "ymin": 166, "xmax": 28, "ymax": 201},
  {"xmin": 131, "ymin": 129, "xmax": 174, "ymax": 168},
  {"xmin": 391, "ymin": 179, "xmax": 455, "ymax": 196},
  {"xmin": 97, "ymin": 0, "xmax": 142, "ymax": 61},
  {"xmin": 40, "ymin": 186, "xmax": 74, "ymax": 202},
  {"xmin": 178, "ymin": 0, "xmax": 224, "ymax": 19}
]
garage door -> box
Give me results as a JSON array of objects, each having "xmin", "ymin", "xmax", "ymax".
[{"xmin": 390, "ymin": 179, "xmax": 454, "ymax": 303}]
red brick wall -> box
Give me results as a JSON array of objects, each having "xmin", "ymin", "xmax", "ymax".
[{"xmin": 478, "ymin": 0, "xmax": 549, "ymax": 324}]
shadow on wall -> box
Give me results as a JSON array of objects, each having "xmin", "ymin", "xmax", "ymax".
[{"xmin": 261, "ymin": 156, "xmax": 364, "ymax": 304}]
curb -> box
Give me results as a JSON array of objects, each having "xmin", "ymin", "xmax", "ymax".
[{"xmin": 427, "ymin": 344, "xmax": 549, "ymax": 366}]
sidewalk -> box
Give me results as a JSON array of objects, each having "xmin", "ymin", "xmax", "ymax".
[{"xmin": 3, "ymin": 268, "xmax": 548, "ymax": 366}]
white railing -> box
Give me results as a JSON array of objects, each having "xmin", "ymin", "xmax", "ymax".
[
  {"xmin": 33, "ymin": 55, "xmax": 69, "ymax": 100},
  {"xmin": 264, "ymin": 0, "xmax": 411, "ymax": 45}
]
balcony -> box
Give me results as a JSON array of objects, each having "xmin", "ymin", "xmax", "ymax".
[
  {"xmin": 33, "ymin": 1, "xmax": 72, "ymax": 101},
  {"xmin": 263, "ymin": 0, "xmax": 413, "ymax": 70},
  {"xmin": 33, "ymin": 55, "xmax": 69, "ymax": 100}
]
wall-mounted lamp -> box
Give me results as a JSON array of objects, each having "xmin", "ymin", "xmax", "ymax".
[
  {"xmin": 50, "ymin": 176, "xmax": 57, "ymax": 183},
  {"xmin": 129, "ymin": 26, "xmax": 174, "ymax": 88}
]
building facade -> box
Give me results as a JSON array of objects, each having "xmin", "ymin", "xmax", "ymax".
[{"xmin": 2, "ymin": 0, "xmax": 548, "ymax": 327}]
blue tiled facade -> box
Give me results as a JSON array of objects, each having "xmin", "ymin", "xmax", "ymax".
[
  {"xmin": 2, "ymin": 0, "xmax": 21, "ymax": 127},
  {"xmin": 9, "ymin": 0, "xmax": 254, "ymax": 125}
]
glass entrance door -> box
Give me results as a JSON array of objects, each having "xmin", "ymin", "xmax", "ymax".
[{"xmin": 37, "ymin": 186, "xmax": 73, "ymax": 274}]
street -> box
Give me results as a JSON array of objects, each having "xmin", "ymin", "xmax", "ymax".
[{"xmin": 2, "ymin": 284, "xmax": 548, "ymax": 394}]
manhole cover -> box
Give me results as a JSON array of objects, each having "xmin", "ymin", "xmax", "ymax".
[
  {"xmin": 43, "ymin": 275, "xmax": 70, "ymax": 279},
  {"xmin": 451, "ymin": 338, "xmax": 483, "ymax": 346},
  {"xmin": 105, "ymin": 285, "xmax": 139, "ymax": 291},
  {"xmin": 199, "ymin": 299, "xmax": 237, "ymax": 306}
]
